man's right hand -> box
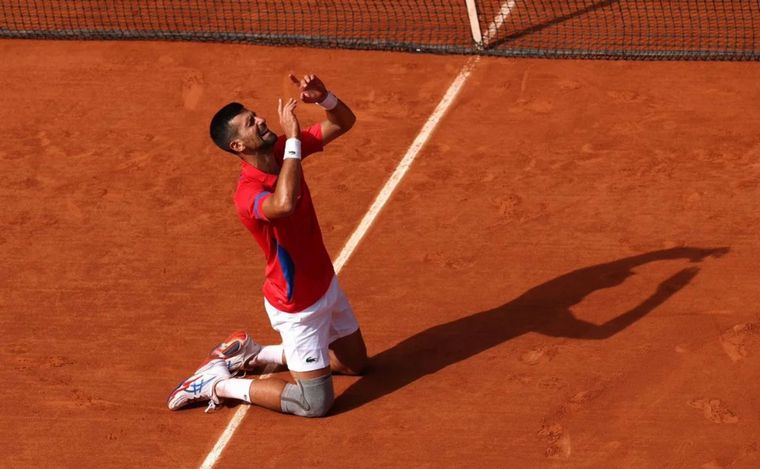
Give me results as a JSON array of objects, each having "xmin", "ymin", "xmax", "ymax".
[
  {"xmin": 278, "ymin": 97, "xmax": 301, "ymax": 139},
  {"xmin": 289, "ymin": 73, "xmax": 328, "ymax": 104}
]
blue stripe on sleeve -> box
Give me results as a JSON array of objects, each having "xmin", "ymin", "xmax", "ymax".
[{"xmin": 252, "ymin": 191, "xmax": 272, "ymax": 220}]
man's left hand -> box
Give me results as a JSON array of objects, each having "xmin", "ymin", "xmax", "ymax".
[{"xmin": 289, "ymin": 74, "xmax": 328, "ymax": 104}]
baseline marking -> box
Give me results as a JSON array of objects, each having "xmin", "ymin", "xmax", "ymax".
[
  {"xmin": 482, "ymin": 0, "xmax": 517, "ymax": 46},
  {"xmin": 199, "ymin": 55, "xmax": 480, "ymax": 469}
]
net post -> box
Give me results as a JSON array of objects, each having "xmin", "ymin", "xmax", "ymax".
[{"xmin": 464, "ymin": 0, "xmax": 484, "ymax": 50}]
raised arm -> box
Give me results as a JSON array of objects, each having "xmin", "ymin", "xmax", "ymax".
[
  {"xmin": 260, "ymin": 98, "xmax": 302, "ymax": 219},
  {"xmin": 290, "ymin": 73, "xmax": 356, "ymax": 145}
]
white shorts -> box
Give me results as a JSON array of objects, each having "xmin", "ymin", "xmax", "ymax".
[{"xmin": 264, "ymin": 275, "xmax": 359, "ymax": 372}]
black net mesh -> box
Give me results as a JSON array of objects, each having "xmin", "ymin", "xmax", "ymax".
[{"xmin": 0, "ymin": 0, "xmax": 758, "ymax": 60}]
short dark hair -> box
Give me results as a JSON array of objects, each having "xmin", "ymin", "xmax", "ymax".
[{"xmin": 209, "ymin": 102, "xmax": 244, "ymax": 155}]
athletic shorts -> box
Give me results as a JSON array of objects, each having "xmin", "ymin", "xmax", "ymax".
[{"xmin": 264, "ymin": 275, "xmax": 360, "ymax": 372}]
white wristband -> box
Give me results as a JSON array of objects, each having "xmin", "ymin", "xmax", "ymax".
[
  {"xmin": 283, "ymin": 138, "xmax": 301, "ymax": 160},
  {"xmin": 317, "ymin": 92, "xmax": 338, "ymax": 111}
]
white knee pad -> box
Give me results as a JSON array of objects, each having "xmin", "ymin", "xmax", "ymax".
[{"xmin": 281, "ymin": 374, "xmax": 335, "ymax": 418}]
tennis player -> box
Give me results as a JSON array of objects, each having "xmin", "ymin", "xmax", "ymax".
[{"xmin": 168, "ymin": 74, "xmax": 367, "ymax": 417}]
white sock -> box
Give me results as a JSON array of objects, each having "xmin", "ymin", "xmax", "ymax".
[
  {"xmin": 255, "ymin": 344, "xmax": 284, "ymax": 365},
  {"xmin": 215, "ymin": 378, "xmax": 253, "ymax": 403}
]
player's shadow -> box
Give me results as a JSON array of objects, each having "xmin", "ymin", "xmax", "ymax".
[{"xmin": 332, "ymin": 246, "xmax": 728, "ymax": 414}]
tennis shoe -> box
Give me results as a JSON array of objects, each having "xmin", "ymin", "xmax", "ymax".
[
  {"xmin": 207, "ymin": 330, "xmax": 263, "ymax": 374},
  {"xmin": 167, "ymin": 358, "xmax": 230, "ymax": 413}
]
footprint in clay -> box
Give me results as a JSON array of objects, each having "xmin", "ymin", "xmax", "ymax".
[
  {"xmin": 538, "ymin": 423, "xmax": 572, "ymax": 458},
  {"xmin": 688, "ymin": 398, "xmax": 738, "ymax": 424},
  {"xmin": 182, "ymin": 71, "xmax": 205, "ymax": 110},
  {"xmin": 719, "ymin": 323, "xmax": 758, "ymax": 363}
]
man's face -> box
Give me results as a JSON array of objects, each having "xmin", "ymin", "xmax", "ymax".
[{"xmin": 229, "ymin": 108, "xmax": 278, "ymax": 153}]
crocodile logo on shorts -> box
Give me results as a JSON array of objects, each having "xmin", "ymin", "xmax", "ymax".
[{"xmin": 305, "ymin": 357, "xmax": 317, "ymax": 363}]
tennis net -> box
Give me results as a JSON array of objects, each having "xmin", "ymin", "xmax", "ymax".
[{"xmin": 0, "ymin": 1, "xmax": 758, "ymax": 60}]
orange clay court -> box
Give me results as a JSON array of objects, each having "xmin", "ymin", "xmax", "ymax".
[{"xmin": 1, "ymin": 6, "xmax": 760, "ymax": 469}]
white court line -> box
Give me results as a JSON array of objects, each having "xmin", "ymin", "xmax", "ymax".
[
  {"xmin": 199, "ymin": 363, "xmax": 276, "ymax": 469},
  {"xmin": 199, "ymin": 55, "xmax": 480, "ymax": 469},
  {"xmin": 482, "ymin": 0, "xmax": 517, "ymax": 46},
  {"xmin": 333, "ymin": 56, "xmax": 480, "ymax": 273}
]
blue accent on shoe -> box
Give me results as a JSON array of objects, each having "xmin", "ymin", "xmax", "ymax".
[
  {"xmin": 276, "ymin": 243, "xmax": 295, "ymax": 301},
  {"xmin": 189, "ymin": 379, "xmax": 206, "ymax": 395}
]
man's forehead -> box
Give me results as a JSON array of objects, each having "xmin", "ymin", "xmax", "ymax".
[{"xmin": 230, "ymin": 108, "xmax": 254, "ymax": 125}]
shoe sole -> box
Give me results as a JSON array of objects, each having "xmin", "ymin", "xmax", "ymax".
[{"xmin": 208, "ymin": 331, "xmax": 261, "ymax": 373}]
